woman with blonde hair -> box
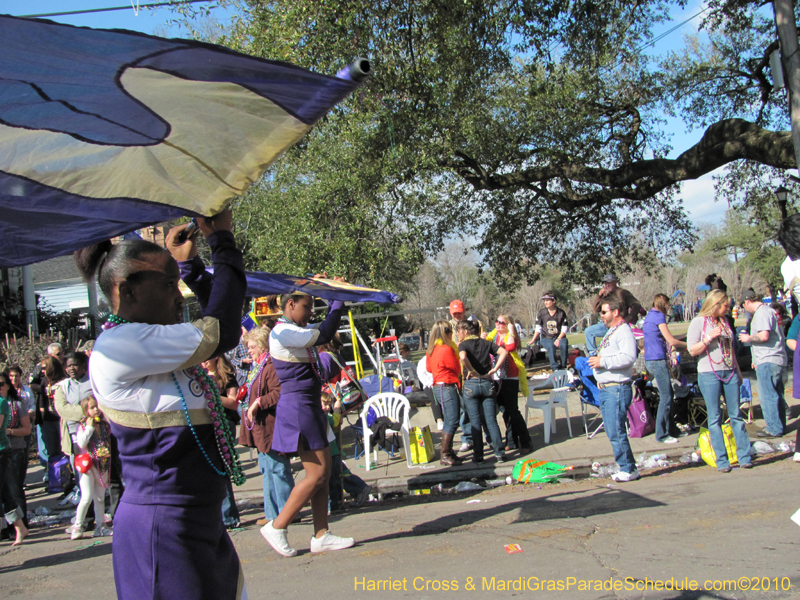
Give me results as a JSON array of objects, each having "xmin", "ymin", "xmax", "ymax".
[
  {"xmin": 238, "ymin": 326, "xmax": 293, "ymax": 524},
  {"xmin": 425, "ymin": 320, "xmax": 463, "ymax": 465},
  {"xmin": 643, "ymin": 294, "xmax": 687, "ymax": 443},
  {"xmin": 487, "ymin": 314, "xmax": 532, "ymax": 454},
  {"xmin": 687, "ymin": 290, "xmax": 752, "ymax": 472}
]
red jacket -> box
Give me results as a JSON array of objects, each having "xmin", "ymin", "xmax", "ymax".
[{"xmin": 426, "ymin": 344, "xmax": 461, "ymax": 386}]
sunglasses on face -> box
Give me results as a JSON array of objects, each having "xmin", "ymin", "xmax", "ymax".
[
  {"xmin": 495, "ymin": 320, "xmax": 507, "ymax": 325},
  {"xmin": 600, "ymin": 310, "xmax": 611, "ymax": 315}
]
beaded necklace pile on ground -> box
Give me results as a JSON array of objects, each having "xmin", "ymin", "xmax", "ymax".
[{"xmin": 102, "ymin": 315, "xmax": 245, "ymax": 486}]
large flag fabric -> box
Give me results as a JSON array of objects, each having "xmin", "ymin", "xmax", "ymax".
[
  {"xmin": 0, "ymin": 15, "xmax": 365, "ymax": 267},
  {"xmin": 205, "ymin": 270, "xmax": 400, "ymax": 304}
]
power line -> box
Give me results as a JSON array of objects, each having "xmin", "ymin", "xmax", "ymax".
[
  {"xmin": 20, "ymin": 1, "xmax": 212, "ymax": 19},
  {"xmin": 607, "ymin": 7, "xmax": 710, "ymax": 72}
]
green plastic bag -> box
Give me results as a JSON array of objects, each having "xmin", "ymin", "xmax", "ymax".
[{"xmin": 512, "ymin": 459, "xmax": 572, "ymax": 483}]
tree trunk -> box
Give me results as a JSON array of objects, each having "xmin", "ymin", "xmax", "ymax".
[{"xmin": 774, "ymin": 0, "xmax": 800, "ymax": 173}]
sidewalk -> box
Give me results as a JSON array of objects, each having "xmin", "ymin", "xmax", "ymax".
[
  {"xmin": 233, "ymin": 371, "xmax": 797, "ymax": 499},
  {"xmin": 22, "ymin": 373, "xmax": 797, "ymax": 521}
]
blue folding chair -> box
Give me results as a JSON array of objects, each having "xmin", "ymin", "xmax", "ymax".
[{"xmin": 575, "ymin": 357, "xmax": 604, "ymax": 438}]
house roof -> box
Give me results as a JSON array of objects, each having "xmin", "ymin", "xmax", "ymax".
[{"xmin": 32, "ymin": 255, "xmax": 83, "ymax": 287}]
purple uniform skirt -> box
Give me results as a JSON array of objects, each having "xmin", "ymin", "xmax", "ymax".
[
  {"xmin": 113, "ymin": 501, "xmax": 244, "ymax": 600},
  {"xmin": 271, "ymin": 388, "xmax": 329, "ymax": 453}
]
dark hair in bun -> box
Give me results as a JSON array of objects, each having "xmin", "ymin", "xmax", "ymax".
[{"xmin": 74, "ymin": 239, "xmax": 166, "ymax": 299}]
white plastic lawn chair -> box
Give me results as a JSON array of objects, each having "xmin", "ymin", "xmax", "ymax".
[
  {"xmin": 525, "ymin": 370, "xmax": 573, "ymax": 444},
  {"xmin": 359, "ymin": 392, "xmax": 412, "ymax": 471}
]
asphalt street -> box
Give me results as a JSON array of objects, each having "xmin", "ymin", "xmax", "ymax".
[{"xmin": 1, "ymin": 453, "xmax": 799, "ymax": 600}]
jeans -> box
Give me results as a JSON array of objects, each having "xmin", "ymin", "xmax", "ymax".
[
  {"xmin": 329, "ymin": 454, "xmax": 369, "ymax": 510},
  {"xmin": 221, "ymin": 475, "xmax": 240, "ymax": 528},
  {"xmin": 496, "ymin": 380, "xmax": 532, "ymax": 450},
  {"xmin": 459, "ymin": 404, "xmax": 472, "ymax": 445},
  {"xmin": 755, "ymin": 362, "xmax": 786, "ymax": 436},
  {"xmin": 584, "ymin": 322, "xmax": 609, "ymax": 355},
  {"xmin": 37, "ymin": 421, "xmax": 61, "ymax": 469},
  {"xmin": 540, "ymin": 337, "xmax": 567, "ymax": 370},
  {"xmin": 696, "ymin": 371, "xmax": 752, "ymax": 470},
  {"xmin": 646, "ymin": 359, "xmax": 675, "ymax": 442},
  {"xmin": 462, "ymin": 379, "xmax": 505, "ymax": 460},
  {"xmin": 598, "ymin": 384, "xmax": 636, "ymax": 474},
  {"xmin": 343, "ymin": 472, "xmax": 368, "ymax": 497},
  {"xmin": 432, "ymin": 385, "xmax": 461, "ymax": 435},
  {"xmin": 258, "ymin": 449, "xmax": 294, "ymax": 521}
]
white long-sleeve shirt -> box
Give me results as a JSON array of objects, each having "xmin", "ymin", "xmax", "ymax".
[
  {"xmin": 593, "ymin": 323, "xmax": 637, "ymax": 384},
  {"xmin": 76, "ymin": 420, "xmax": 96, "ymax": 453}
]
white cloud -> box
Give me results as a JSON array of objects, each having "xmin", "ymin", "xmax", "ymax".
[{"xmin": 678, "ymin": 167, "xmax": 728, "ymax": 225}]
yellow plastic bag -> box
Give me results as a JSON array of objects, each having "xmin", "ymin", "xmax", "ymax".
[
  {"xmin": 697, "ymin": 425, "xmax": 738, "ymax": 467},
  {"xmin": 409, "ymin": 426, "xmax": 435, "ymax": 464}
]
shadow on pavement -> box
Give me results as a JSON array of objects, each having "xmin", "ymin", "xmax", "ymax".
[
  {"xmin": 0, "ymin": 539, "xmax": 112, "ymax": 574},
  {"xmin": 358, "ymin": 485, "xmax": 666, "ymax": 544}
]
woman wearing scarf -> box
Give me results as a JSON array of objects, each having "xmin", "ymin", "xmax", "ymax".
[{"xmin": 487, "ymin": 314, "xmax": 533, "ymax": 454}]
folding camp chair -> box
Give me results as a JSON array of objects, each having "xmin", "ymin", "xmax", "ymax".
[{"xmin": 574, "ymin": 357, "xmax": 604, "ymax": 438}]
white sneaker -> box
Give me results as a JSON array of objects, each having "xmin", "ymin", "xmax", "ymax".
[
  {"xmin": 659, "ymin": 437, "xmax": 678, "ymax": 444},
  {"xmin": 794, "ymin": 452, "xmax": 800, "ymax": 463},
  {"xmin": 260, "ymin": 521, "xmax": 297, "ymax": 557},
  {"xmin": 611, "ymin": 469, "xmax": 641, "ymax": 482},
  {"xmin": 70, "ymin": 528, "xmax": 85, "ymax": 541},
  {"xmin": 310, "ymin": 531, "xmax": 355, "ymax": 553},
  {"xmin": 65, "ymin": 523, "xmax": 81, "ymax": 535},
  {"xmin": 459, "ymin": 442, "xmax": 473, "ymax": 453},
  {"xmin": 93, "ymin": 526, "xmax": 113, "ymax": 537}
]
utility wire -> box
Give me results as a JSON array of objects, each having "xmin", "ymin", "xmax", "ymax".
[
  {"xmin": 607, "ymin": 7, "xmax": 710, "ymax": 71},
  {"xmin": 20, "ymin": 0, "xmax": 211, "ymax": 19}
]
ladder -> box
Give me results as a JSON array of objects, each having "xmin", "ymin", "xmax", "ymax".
[
  {"xmin": 336, "ymin": 310, "xmax": 378, "ymax": 379},
  {"xmin": 374, "ymin": 335, "xmax": 417, "ymax": 387}
]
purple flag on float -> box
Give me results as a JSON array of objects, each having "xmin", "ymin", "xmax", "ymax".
[
  {"xmin": 0, "ymin": 14, "xmax": 368, "ymax": 267},
  {"xmin": 243, "ymin": 272, "xmax": 400, "ymax": 304},
  {"xmin": 205, "ymin": 270, "xmax": 400, "ymax": 304}
]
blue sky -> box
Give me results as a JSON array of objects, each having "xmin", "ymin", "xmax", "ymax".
[
  {"xmin": 3, "ymin": 0, "xmax": 229, "ymax": 33},
  {"xmin": 2, "ymin": 1, "xmax": 774, "ymax": 227}
]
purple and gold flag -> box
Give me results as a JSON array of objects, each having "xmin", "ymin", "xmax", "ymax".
[{"xmin": 0, "ymin": 15, "xmax": 367, "ymax": 267}]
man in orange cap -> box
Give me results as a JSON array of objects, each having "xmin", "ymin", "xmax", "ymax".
[
  {"xmin": 449, "ymin": 300, "xmax": 485, "ymax": 339},
  {"xmin": 447, "ymin": 299, "xmax": 485, "ymax": 453}
]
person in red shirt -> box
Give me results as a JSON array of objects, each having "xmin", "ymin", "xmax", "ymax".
[{"xmin": 426, "ymin": 320, "xmax": 463, "ymax": 466}]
